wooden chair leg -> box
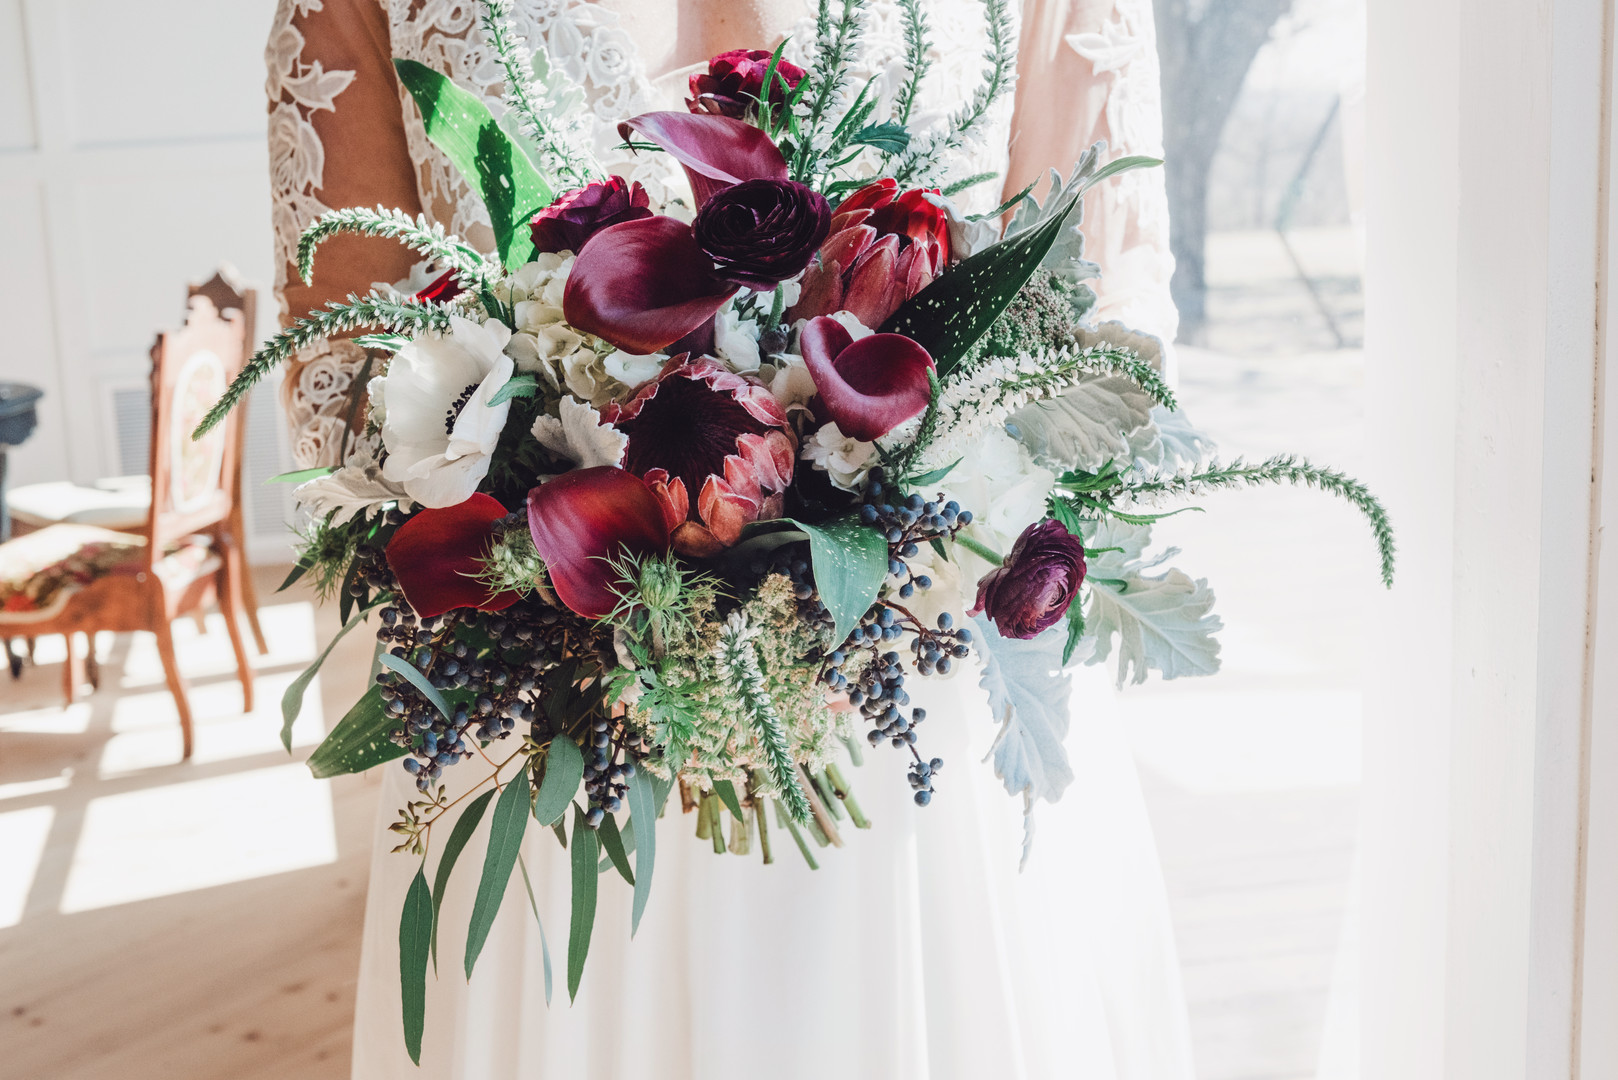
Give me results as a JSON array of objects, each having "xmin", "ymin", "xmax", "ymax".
[
  {"xmin": 60, "ymin": 632, "xmax": 83, "ymax": 705},
  {"xmin": 191, "ymin": 611, "xmax": 208, "ymax": 635},
  {"xmin": 238, "ymin": 557, "xmax": 269, "ymax": 655},
  {"xmin": 84, "ymin": 639, "xmax": 100, "ymax": 691},
  {"xmin": 218, "ymin": 554, "xmax": 254, "ymax": 714},
  {"xmin": 152, "ymin": 620, "xmax": 194, "ymax": 760}
]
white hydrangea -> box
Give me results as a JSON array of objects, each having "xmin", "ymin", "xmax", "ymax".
[
  {"xmin": 501, "ymin": 253, "xmax": 656, "ymax": 405},
  {"xmin": 800, "ymin": 422, "xmax": 876, "ymax": 491}
]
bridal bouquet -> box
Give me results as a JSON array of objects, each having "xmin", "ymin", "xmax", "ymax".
[{"xmin": 197, "ymin": 0, "xmax": 1392, "ymax": 1059}]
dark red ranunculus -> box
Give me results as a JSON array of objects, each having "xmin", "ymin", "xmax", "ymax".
[
  {"xmin": 603, "ymin": 356, "xmax": 794, "ymax": 557},
  {"xmin": 563, "ymin": 215, "xmax": 737, "ymax": 354},
  {"xmin": 693, "ymin": 178, "xmax": 831, "ymax": 290},
  {"xmin": 798, "ymin": 316, "xmax": 934, "ymax": 442},
  {"xmin": 687, "ymin": 48, "xmax": 807, "ymax": 119},
  {"xmin": 525, "ymin": 467, "xmax": 672, "ymax": 619},
  {"xmin": 530, "ymin": 175, "xmax": 653, "ymax": 255},
  {"xmin": 384, "ymin": 493, "xmax": 521, "ymax": 619},
  {"xmin": 414, "ymin": 269, "xmax": 463, "ymax": 305},
  {"xmin": 969, "ymin": 519, "xmax": 1088, "ymax": 639},
  {"xmin": 619, "ymin": 112, "xmax": 788, "ymax": 208},
  {"xmin": 789, "ymin": 178, "xmax": 951, "ymax": 328}
]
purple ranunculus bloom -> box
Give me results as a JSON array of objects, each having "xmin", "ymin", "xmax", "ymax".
[
  {"xmin": 970, "ymin": 519, "xmax": 1088, "ymax": 639},
  {"xmin": 529, "ymin": 176, "xmax": 652, "ymax": 255},
  {"xmin": 692, "ymin": 178, "xmax": 831, "ymax": 291}
]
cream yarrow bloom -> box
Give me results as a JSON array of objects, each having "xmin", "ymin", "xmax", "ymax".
[{"xmin": 376, "ymin": 316, "xmax": 514, "ymax": 508}]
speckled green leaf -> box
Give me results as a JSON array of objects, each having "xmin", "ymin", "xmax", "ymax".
[
  {"xmin": 395, "ymin": 59, "xmax": 553, "ymax": 271},
  {"xmin": 785, "ymin": 516, "xmax": 888, "ymax": 646},
  {"xmin": 307, "ymin": 686, "xmax": 407, "ymax": 778}
]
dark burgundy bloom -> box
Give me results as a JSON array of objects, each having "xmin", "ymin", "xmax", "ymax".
[
  {"xmin": 414, "ymin": 269, "xmax": 463, "ymax": 305},
  {"xmin": 619, "ymin": 112, "xmax": 788, "ymax": 208},
  {"xmin": 563, "ymin": 215, "xmax": 737, "ymax": 354},
  {"xmin": 530, "ymin": 176, "xmax": 652, "ymax": 255},
  {"xmin": 526, "ymin": 467, "xmax": 672, "ymax": 619},
  {"xmin": 693, "ymin": 178, "xmax": 831, "ymax": 290},
  {"xmin": 789, "ymin": 178, "xmax": 951, "ymax": 327},
  {"xmin": 603, "ymin": 356, "xmax": 794, "ymax": 557},
  {"xmin": 687, "ymin": 48, "xmax": 807, "ymax": 119},
  {"xmin": 384, "ymin": 493, "xmax": 520, "ymax": 619},
  {"xmin": 798, "ymin": 316, "xmax": 934, "ymax": 442},
  {"xmin": 969, "ymin": 519, "xmax": 1088, "ymax": 639}
]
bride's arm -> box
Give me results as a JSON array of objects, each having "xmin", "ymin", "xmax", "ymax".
[
  {"xmin": 267, "ymin": 0, "xmax": 424, "ymax": 465},
  {"xmin": 1006, "ymin": 0, "xmax": 1178, "ymax": 348}
]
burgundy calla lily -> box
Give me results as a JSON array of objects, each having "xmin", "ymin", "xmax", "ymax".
[
  {"xmin": 562, "ymin": 215, "xmax": 737, "ymax": 355},
  {"xmin": 619, "ymin": 111, "xmax": 788, "ymax": 208},
  {"xmin": 384, "ymin": 493, "xmax": 520, "ymax": 619},
  {"xmin": 414, "ymin": 269, "xmax": 464, "ymax": 305},
  {"xmin": 526, "ymin": 467, "xmax": 672, "ymax": 619},
  {"xmin": 798, "ymin": 316, "xmax": 935, "ymax": 442}
]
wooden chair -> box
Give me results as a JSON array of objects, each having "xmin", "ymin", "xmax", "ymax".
[
  {"xmin": 0, "ymin": 292, "xmax": 256, "ymax": 758},
  {"xmin": 4, "ymin": 270, "xmax": 269, "ymax": 654}
]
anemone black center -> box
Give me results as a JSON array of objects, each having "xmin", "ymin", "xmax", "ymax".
[{"xmin": 444, "ymin": 382, "xmax": 481, "ymax": 435}]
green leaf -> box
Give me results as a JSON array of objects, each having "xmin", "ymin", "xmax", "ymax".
[
  {"xmin": 596, "ymin": 812, "xmax": 635, "ymax": 885},
  {"xmin": 306, "ymin": 686, "xmax": 407, "ymax": 778},
  {"xmin": 906, "ymin": 459, "xmax": 961, "ymax": 488},
  {"xmin": 281, "ymin": 597, "xmax": 388, "ymax": 751},
  {"xmin": 464, "ymin": 767, "xmax": 530, "ymax": 979},
  {"xmin": 488, "ymin": 373, "xmax": 538, "ymax": 406},
  {"xmin": 625, "ymin": 769, "xmax": 657, "ymax": 936},
  {"xmin": 568, "ymin": 803, "xmax": 600, "ymax": 1001},
  {"xmin": 267, "ymin": 466, "xmax": 335, "ymax": 484},
  {"xmin": 783, "ymin": 516, "xmax": 888, "ymax": 646},
  {"xmin": 711, "ymin": 779, "xmax": 745, "ymax": 822},
  {"xmin": 880, "ymin": 191, "xmax": 1082, "ymax": 378},
  {"xmin": 399, "ymin": 865, "xmax": 431, "ymax": 1065},
  {"xmin": 515, "ymin": 855, "xmax": 554, "ymax": 1005},
  {"xmin": 850, "ymin": 120, "xmax": 909, "ymax": 154},
  {"xmin": 378, "ymin": 651, "xmax": 453, "ymax": 720},
  {"xmin": 532, "ymin": 735, "xmax": 583, "ymax": 827},
  {"xmin": 430, "ymin": 788, "xmax": 495, "ymax": 973},
  {"xmin": 1062, "ymin": 601, "xmax": 1087, "ymax": 666},
  {"xmin": 353, "ymin": 332, "xmax": 409, "ymax": 351},
  {"xmin": 394, "ymin": 58, "xmax": 553, "ymax": 271}
]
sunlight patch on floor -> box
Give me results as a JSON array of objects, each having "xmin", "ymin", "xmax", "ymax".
[
  {"xmin": 0, "ymin": 805, "xmax": 54, "ymax": 928},
  {"xmin": 0, "ymin": 702, "xmax": 92, "ymax": 735},
  {"xmin": 59, "ymin": 763, "xmax": 338, "ymax": 914}
]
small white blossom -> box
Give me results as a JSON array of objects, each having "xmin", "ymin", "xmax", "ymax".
[
  {"xmin": 603, "ymin": 349, "xmax": 664, "ymax": 388},
  {"xmin": 801, "ymin": 422, "xmax": 876, "ymax": 491},
  {"xmin": 714, "ymin": 303, "xmax": 762, "ymax": 372}
]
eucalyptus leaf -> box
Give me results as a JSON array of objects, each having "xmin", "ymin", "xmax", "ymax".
[
  {"xmin": 307, "ymin": 686, "xmax": 407, "ymax": 778},
  {"xmin": 430, "ymin": 788, "xmax": 495, "ymax": 973},
  {"xmin": 783, "ymin": 516, "xmax": 888, "ymax": 646},
  {"xmin": 515, "ymin": 855, "xmax": 553, "ymax": 1005},
  {"xmin": 532, "ymin": 735, "xmax": 584, "ymax": 827},
  {"xmin": 596, "ymin": 813, "xmax": 635, "ymax": 885},
  {"xmin": 399, "ymin": 865, "xmax": 432, "ymax": 1065},
  {"xmin": 712, "ymin": 779, "xmax": 745, "ymax": 822},
  {"xmin": 464, "ymin": 767, "xmax": 530, "ymax": 979},
  {"xmin": 378, "ymin": 651, "xmax": 453, "ymax": 720},
  {"xmin": 281, "ymin": 597, "xmax": 387, "ymax": 751},
  {"xmin": 568, "ymin": 804, "xmax": 599, "ymax": 1001},
  {"xmin": 626, "ymin": 769, "xmax": 657, "ymax": 936},
  {"xmin": 394, "ymin": 58, "xmax": 554, "ymax": 271}
]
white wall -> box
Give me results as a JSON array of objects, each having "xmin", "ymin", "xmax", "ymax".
[{"xmin": 0, "ymin": 0, "xmax": 292, "ymax": 560}]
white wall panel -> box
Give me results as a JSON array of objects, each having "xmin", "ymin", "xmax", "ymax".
[
  {"xmin": 71, "ymin": 159, "xmax": 272, "ymax": 358},
  {"xmin": 56, "ymin": 0, "xmax": 277, "ymax": 148},
  {"xmin": 0, "ymin": 0, "xmax": 36, "ymax": 152},
  {"xmin": 0, "ymin": 181, "xmax": 66, "ymax": 487}
]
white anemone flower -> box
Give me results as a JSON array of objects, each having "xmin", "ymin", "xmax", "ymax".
[{"xmin": 377, "ymin": 316, "xmax": 515, "ymax": 508}]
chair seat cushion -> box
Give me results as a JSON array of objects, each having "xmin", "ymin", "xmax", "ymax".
[
  {"xmin": 7, "ymin": 479, "xmax": 150, "ymax": 530},
  {"xmin": 0, "ymin": 525, "xmax": 215, "ymax": 623}
]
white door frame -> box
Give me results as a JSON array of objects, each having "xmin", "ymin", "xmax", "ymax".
[{"xmin": 1362, "ymin": 0, "xmax": 1615, "ymax": 1076}]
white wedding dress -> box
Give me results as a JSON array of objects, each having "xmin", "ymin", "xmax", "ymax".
[{"xmin": 267, "ymin": 2, "xmax": 1196, "ymax": 1077}]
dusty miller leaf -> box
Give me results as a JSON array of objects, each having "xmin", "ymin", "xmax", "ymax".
[
  {"xmin": 1005, "ymin": 374, "xmax": 1155, "ymax": 472},
  {"xmin": 1080, "ymin": 519, "xmax": 1222, "ymax": 687},
  {"xmin": 1129, "ymin": 405, "xmax": 1217, "ymax": 474},
  {"xmin": 971, "ymin": 614, "xmax": 1084, "ymax": 810}
]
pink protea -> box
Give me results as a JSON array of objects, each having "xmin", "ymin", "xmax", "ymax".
[
  {"xmin": 788, "ymin": 179, "xmax": 951, "ymax": 328},
  {"xmin": 602, "ymin": 356, "xmax": 796, "ymax": 557}
]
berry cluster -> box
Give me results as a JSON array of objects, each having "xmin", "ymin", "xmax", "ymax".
[
  {"xmin": 580, "ymin": 720, "xmax": 651, "ymax": 826},
  {"xmin": 815, "ymin": 469, "xmax": 979, "ymax": 805}
]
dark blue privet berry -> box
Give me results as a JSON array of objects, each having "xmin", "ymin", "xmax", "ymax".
[
  {"xmin": 937, "ymin": 612, "xmax": 953, "ymax": 630},
  {"xmin": 403, "ymin": 758, "xmax": 422, "ymax": 774},
  {"xmin": 586, "ymin": 807, "xmax": 605, "ymax": 828},
  {"xmin": 899, "ymin": 583, "xmax": 915, "ymax": 598},
  {"xmin": 914, "ymin": 575, "xmax": 932, "ymax": 589},
  {"xmin": 914, "ymin": 790, "xmax": 933, "ymax": 806},
  {"xmin": 867, "ymin": 730, "xmax": 883, "ymax": 746},
  {"xmin": 957, "ymin": 510, "xmax": 974, "ymax": 526},
  {"xmin": 929, "ymin": 757, "xmax": 945, "ymax": 772},
  {"xmin": 906, "ymin": 493, "xmax": 925, "ymax": 511},
  {"xmin": 861, "ymin": 504, "xmax": 879, "ymax": 524}
]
